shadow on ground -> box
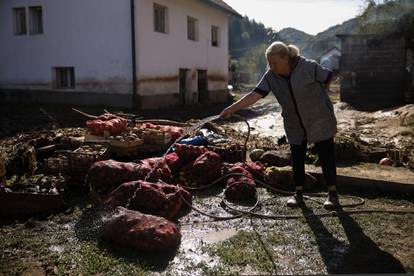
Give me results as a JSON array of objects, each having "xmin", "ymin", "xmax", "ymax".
[{"xmin": 300, "ymin": 204, "xmax": 406, "ymax": 273}]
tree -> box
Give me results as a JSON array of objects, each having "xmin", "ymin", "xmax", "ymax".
[
  {"xmin": 229, "ymin": 15, "xmax": 279, "ymax": 59},
  {"xmin": 228, "ymin": 59, "xmax": 240, "ymax": 89},
  {"xmin": 239, "ymin": 44, "xmax": 268, "ymax": 83},
  {"xmin": 356, "ymin": 0, "xmax": 414, "ymax": 42},
  {"xmin": 229, "ymin": 16, "xmax": 279, "ymax": 85}
]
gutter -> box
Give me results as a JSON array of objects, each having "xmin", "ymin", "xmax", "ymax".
[
  {"xmin": 199, "ymin": 0, "xmax": 242, "ymax": 18},
  {"xmin": 130, "ymin": 0, "xmax": 138, "ymax": 109}
]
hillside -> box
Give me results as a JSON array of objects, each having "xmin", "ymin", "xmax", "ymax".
[
  {"xmin": 277, "ymin": 0, "xmax": 414, "ymax": 60},
  {"xmin": 228, "ymin": 0, "xmax": 414, "ymax": 84},
  {"xmin": 277, "ymin": 27, "xmax": 313, "ymax": 51},
  {"xmin": 278, "ymin": 18, "xmax": 359, "ymax": 60}
]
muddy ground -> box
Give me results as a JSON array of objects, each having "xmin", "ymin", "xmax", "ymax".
[
  {"xmin": 1, "ymin": 92, "xmax": 414, "ymax": 275},
  {"xmin": 1, "ymin": 188, "xmax": 413, "ymax": 275},
  {"xmin": 230, "ymin": 89, "xmax": 414, "ymax": 149}
]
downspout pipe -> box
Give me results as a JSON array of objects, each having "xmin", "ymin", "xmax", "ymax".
[{"xmin": 130, "ymin": 0, "xmax": 138, "ymax": 109}]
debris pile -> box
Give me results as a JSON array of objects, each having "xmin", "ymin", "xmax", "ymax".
[{"xmin": 0, "ymin": 110, "xmax": 263, "ymax": 250}]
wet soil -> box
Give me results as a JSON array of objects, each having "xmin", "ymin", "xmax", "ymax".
[
  {"xmin": 1, "ymin": 188, "xmax": 412, "ymax": 275},
  {"xmin": 1, "ymin": 97, "xmax": 414, "ymax": 275}
]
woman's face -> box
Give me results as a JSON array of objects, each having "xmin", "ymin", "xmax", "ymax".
[{"xmin": 268, "ymin": 54, "xmax": 290, "ymax": 75}]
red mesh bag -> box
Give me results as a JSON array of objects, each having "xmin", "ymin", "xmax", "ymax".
[
  {"xmin": 223, "ymin": 163, "xmax": 257, "ymax": 201},
  {"xmin": 103, "ymin": 180, "xmax": 192, "ymax": 220},
  {"xmin": 224, "ymin": 161, "xmax": 265, "ymax": 181},
  {"xmin": 174, "ymin": 144, "xmax": 208, "ymax": 164},
  {"xmin": 86, "ymin": 114, "xmax": 128, "ymax": 136},
  {"xmin": 181, "ymin": 151, "xmax": 222, "ymax": 186},
  {"xmin": 138, "ymin": 123, "xmax": 184, "ymax": 141},
  {"xmin": 164, "ymin": 152, "xmax": 184, "ymax": 174},
  {"xmin": 103, "ymin": 207, "xmax": 181, "ymax": 251},
  {"xmin": 88, "ymin": 158, "xmax": 173, "ymax": 195}
]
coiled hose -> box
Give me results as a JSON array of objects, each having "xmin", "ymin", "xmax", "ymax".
[{"xmin": 176, "ymin": 114, "xmax": 414, "ymax": 221}]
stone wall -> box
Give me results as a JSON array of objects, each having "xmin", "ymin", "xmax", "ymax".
[{"xmin": 338, "ymin": 34, "xmax": 406, "ymax": 110}]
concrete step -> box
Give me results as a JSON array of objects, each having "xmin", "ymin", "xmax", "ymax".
[{"xmin": 306, "ymin": 163, "xmax": 414, "ymax": 193}]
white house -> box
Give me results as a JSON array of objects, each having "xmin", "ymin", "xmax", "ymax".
[
  {"xmin": 318, "ymin": 47, "xmax": 341, "ymax": 71},
  {"xmin": 0, "ymin": 0, "xmax": 240, "ymax": 108}
]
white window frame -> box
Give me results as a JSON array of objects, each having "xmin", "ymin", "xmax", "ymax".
[
  {"xmin": 29, "ymin": 6, "xmax": 43, "ymax": 35},
  {"xmin": 211, "ymin": 25, "xmax": 220, "ymax": 47},
  {"xmin": 153, "ymin": 3, "xmax": 168, "ymax": 34},
  {"xmin": 13, "ymin": 7, "xmax": 27, "ymax": 35},
  {"xmin": 54, "ymin": 67, "xmax": 75, "ymax": 89},
  {"xmin": 187, "ymin": 16, "xmax": 198, "ymax": 41}
]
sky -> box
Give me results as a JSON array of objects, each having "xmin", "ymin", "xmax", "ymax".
[{"xmin": 224, "ymin": 0, "xmax": 371, "ymax": 35}]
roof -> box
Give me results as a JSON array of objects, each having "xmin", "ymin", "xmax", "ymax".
[
  {"xmin": 317, "ymin": 47, "xmax": 341, "ymax": 61},
  {"xmin": 200, "ymin": 0, "xmax": 242, "ymax": 17},
  {"xmin": 336, "ymin": 34, "xmax": 384, "ymax": 39},
  {"xmin": 321, "ymin": 47, "xmax": 341, "ymax": 55}
]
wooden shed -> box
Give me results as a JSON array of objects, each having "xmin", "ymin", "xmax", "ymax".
[{"xmin": 337, "ymin": 34, "xmax": 406, "ymax": 110}]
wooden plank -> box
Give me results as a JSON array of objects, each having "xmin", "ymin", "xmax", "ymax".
[
  {"xmin": 0, "ymin": 192, "xmax": 65, "ymax": 217},
  {"xmin": 306, "ymin": 163, "xmax": 414, "ymax": 193}
]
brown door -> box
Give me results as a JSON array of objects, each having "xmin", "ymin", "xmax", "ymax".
[
  {"xmin": 197, "ymin": 69, "xmax": 208, "ymax": 104},
  {"xmin": 179, "ymin": 68, "xmax": 189, "ymax": 104}
]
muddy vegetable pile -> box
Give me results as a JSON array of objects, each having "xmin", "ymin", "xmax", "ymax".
[{"xmin": 0, "ymin": 112, "xmax": 268, "ymax": 250}]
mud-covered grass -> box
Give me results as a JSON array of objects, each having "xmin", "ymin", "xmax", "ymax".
[
  {"xmin": 204, "ymin": 197, "xmax": 414, "ymax": 275},
  {"xmin": 0, "ymin": 226, "xmax": 149, "ymax": 276},
  {"xmin": 0, "ymin": 193, "xmax": 151, "ymax": 276},
  {"xmin": 1, "ymin": 188, "xmax": 413, "ymax": 275}
]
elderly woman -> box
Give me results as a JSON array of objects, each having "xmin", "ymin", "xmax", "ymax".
[{"xmin": 220, "ymin": 41, "xmax": 339, "ymax": 209}]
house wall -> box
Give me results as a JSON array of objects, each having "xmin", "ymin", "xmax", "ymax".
[
  {"xmin": 0, "ymin": 0, "xmax": 133, "ymax": 107},
  {"xmin": 339, "ymin": 35, "xmax": 406, "ymax": 110},
  {"xmin": 135, "ymin": 0, "xmax": 230, "ymax": 108},
  {"xmin": 0, "ymin": 0, "xmax": 232, "ymax": 109}
]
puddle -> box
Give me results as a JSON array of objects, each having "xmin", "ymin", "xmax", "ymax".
[
  {"xmin": 181, "ymin": 227, "xmax": 239, "ymax": 244},
  {"xmin": 230, "ymin": 100, "xmax": 285, "ymax": 139},
  {"xmin": 199, "ymin": 228, "xmax": 238, "ymax": 243},
  {"xmin": 49, "ymin": 245, "xmax": 64, "ymax": 253}
]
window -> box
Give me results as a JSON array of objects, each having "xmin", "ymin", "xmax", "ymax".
[
  {"xmin": 29, "ymin": 6, "xmax": 43, "ymax": 34},
  {"xmin": 54, "ymin": 67, "xmax": 75, "ymax": 89},
  {"xmin": 13, "ymin": 7, "xmax": 27, "ymax": 35},
  {"xmin": 154, "ymin": 3, "xmax": 167, "ymax": 33},
  {"xmin": 187, "ymin": 16, "xmax": 198, "ymax": 41},
  {"xmin": 211, "ymin": 25, "xmax": 219, "ymax": 47}
]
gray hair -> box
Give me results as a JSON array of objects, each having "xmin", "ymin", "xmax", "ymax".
[{"xmin": 265, "ymin": 41, "xmax": 300, "ymax": 60}]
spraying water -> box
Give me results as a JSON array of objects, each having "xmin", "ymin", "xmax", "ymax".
[
  {"xmin": 125, "ymin": 114, "xmax": 221, "ymax": 209},
  {"xmin": 163, "ymin": 115, "xmax": 221, "ymax": 159},
  {"xmin": 78, "ymin": 114, "xmax": 227, "ymax": 237}
]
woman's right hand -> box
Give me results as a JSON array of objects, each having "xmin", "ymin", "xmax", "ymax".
[
  {"xmin": 219, "ymin": 91, "xmax": 262, "ymax": 119},
  {"xmin": 219, "ymin": 107, "xmax": 235, "ymax": 119}
]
